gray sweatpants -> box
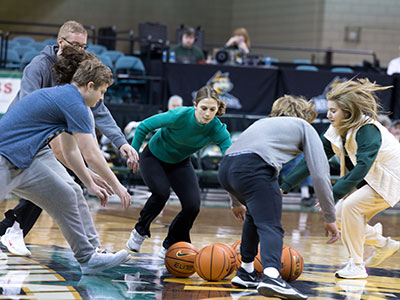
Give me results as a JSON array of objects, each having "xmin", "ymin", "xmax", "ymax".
[{"xmin": 0, "ymin": 152, "xmax": 94, "ymax": 263}]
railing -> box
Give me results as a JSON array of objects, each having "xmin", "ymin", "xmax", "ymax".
[
  {"xmin": 204, "ymin": 42, "xmax": 379, "ymax": 66},
  {"xmin": 0, "ymin": 20, "xmax": 96, "ymax": 43}
]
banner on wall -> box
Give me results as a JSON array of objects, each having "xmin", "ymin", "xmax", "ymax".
[{"xmin": 0, "ymin": 71, "xmax": 22, "ymax": 116}]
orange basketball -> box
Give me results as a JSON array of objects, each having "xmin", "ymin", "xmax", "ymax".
[
  {"xmin": 280, "ymin": 246, "xmax": 304, "ymax": 282},
  {"xmin": 164, "ymin": 242, "xmax": 199, "ymax": 277},
  {"xmin": 254, "ymin": 250, "xmax": 263, "ymax": 277},
  {"xmin": 194, "ymin": 244, "xmax": 231, "ymax": 281},
  {"xmin": 231, "ymin": 240, "xmax": 242, "ymax": 269},
  {"xmin": 214, "ymin": 242, "xmax": 237, "ymax": 275}
]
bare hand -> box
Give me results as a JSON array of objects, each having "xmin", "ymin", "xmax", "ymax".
[
  {"xmin": 324, "ymin": 222, "xmax": 340, "ymax": 244},
  {"xmin": 232, "ymin": 205, "xmax": 246, "ymax": 222},
  {"xmin": 115, "ymin": 184, "xmax": 131, "ymax": 209},
  {"xmin": 89, "ymin": 170, "xmax": 114, "ymax": 195},
  {"xmin": 88, "ymin": 183, "xmax": 109, "ymax": 207},
  {"xmin": 119, "ymin": 144, "xmax": 139, "ymax": 173}
]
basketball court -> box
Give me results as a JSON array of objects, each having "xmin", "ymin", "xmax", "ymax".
[{"xmin": 0, "ymin": 188, "xmax": 399, "ymax": 299}]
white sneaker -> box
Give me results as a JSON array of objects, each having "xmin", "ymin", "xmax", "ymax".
[
  {"xmin": 158, "ymin": 246, "xmax": 167, "ymax": 259},
  {"xmin": 1, "ymin": 222, "xmax": 31, "ymax": 256},
  {"xmin": 335, "ymin": 259, "xmax": 368, "ymax": 279},
  {"xmin": 126, "ymin": 229, "xmax": 148, "ymax": 253},
  {"xmin": 80, "ymin": 249, "xmax": 130, "ymax": 275},
  {"xmin": 373, "ymin": 222, "xmax": 383, "ymax": 235},
  {"xmin": 365, "ymin": 237, "xmax": 400, "ymax": 267}
]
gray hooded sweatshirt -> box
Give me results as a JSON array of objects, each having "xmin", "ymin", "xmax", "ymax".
[{"xmin": 9, "ymin": 45, "xmax": 127, "ymax": 148}]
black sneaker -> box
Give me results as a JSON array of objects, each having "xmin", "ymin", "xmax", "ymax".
[
  {"xmin": 231, "ymin": 267, "xmax": 260, "ymax": 288},
  {"xmin": 301, "ymin": 197, "xmax": 315, "ymax": 207},
  {"xmin": 257, "ymin": 275, "xmax": 308, "ymax": 300}
]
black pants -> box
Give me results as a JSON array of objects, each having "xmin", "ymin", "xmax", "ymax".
[
  {"xmin": 135, "ymin": 146, "xmax": 201, "ymax": 249},
  {"xmin": 218, "ymin": 153, "xmax": 284, "ymax": 270},
  {"xmin": 0, "ymin": 199, "xmax": 42, "ymax": 237}
]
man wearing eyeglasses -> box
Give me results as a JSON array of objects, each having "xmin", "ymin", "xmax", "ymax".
[{"xmin": 0, "ymin": 20, "xmax": 139, "ymax": 257}]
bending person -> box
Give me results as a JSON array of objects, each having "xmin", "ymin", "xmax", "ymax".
[
  {"xmin": 126, "ymin": 86, "xmax": 231, "ymax": 257},
  {"xmin": 0, "ymin": 48, "xmax": 131, "ymax": 273},
  {"xmin": 281, "ymin": 79, "xmax": 400, "ymax": 279},
  {"xmin": 218, "ymin": 95, "xmax": 339, "ymax": 300},
  {"xmin": 0, "ymin": 20, "xmax": 138, "ymax": 256}
]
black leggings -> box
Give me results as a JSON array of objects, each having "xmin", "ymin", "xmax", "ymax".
[
  {"xmin": 0, "ymin": 199, "xmax": 42, "ymax": 237},
  {"xmin": 135, "ymin": 146, "xmax": 201, "ymax": 249}
]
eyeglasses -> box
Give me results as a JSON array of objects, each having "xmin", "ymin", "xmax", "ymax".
[{"xmin": 61, "ymin": 37, "xmax": 88, "ymax": 50}]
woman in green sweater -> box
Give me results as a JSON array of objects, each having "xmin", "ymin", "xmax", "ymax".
[
  {"xmin": 281, "ymin": 79, "xmax": 400, "ymax": 279},
  {"xmin": 126, "ymin": 86, "xmax": 231, "ymax": 257}
]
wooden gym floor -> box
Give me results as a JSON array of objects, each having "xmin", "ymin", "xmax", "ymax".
[{"xmin": 0, "ymin": 188, "xmax": 399, "ymax": 300}]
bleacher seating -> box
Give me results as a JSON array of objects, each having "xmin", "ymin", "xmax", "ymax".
[
  {"xmin": 20, "ymin": 50, "xmax": 40, "ymax": 70},
  {"xmin": 293, "ymin": 59, "xmax": 311, "ymax": 64},
  {"xmin": 13, "ymin": 45, "xmax": 35, "ymax": 59},
  {"xmin": 88, "ymin": 44, "xmax": 107, "ymax": 55},
  {"xmin": 3, "ymin": 49, "xmax": 20, "ymax": 69},
  {"xmin": 331, "ymin": 67, "xmax": 354, "ymax": 73},
  {"xmin": 102, "ymin": 50, "xmax": 124, "ymax": 67},
  {"xmin": 296, "ymin": 65, "xmax": 318, "ymax": 71},
  {"xmin": 12, "ymin": 36, "xmax": 35, "ymax": 46}
]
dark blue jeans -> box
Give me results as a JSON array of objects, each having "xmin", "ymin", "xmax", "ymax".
[
  {"xmin": 135, "ymin": 146, "xmax": 201, "ymax": 249},
  {"xmin": 218, "ymin": 153, "xmax": 284, "ymax": 270}
]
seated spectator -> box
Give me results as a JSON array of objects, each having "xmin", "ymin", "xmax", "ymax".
[
  {"xmin": 170, "ymin": 27, "xmax": 205, "ymax": 64},
  {"xmin": 390, "ymin": 119, "xmax": 400, "ymax": 142},
  {"xmin": 167, "ymin": 95, "xmax": 183, "ymax": 110},
  {"xmin": 225, "ymin": 28, "xmax": 251, "ymax": 54},
  {"xmin": 387, "ymin": 46, "xmax": 400, "ymax": 75}
]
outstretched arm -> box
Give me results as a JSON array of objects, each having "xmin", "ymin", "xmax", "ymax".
[
  {"xmin": 72, "ymin": 132, "xmax": 131, "ymax": 208},
  {"xmin": 59, "ymin": 133, "xmax": 110, "ymax": 205}
]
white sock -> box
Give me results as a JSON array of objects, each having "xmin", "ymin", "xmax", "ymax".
[
  {"xmin": 241, "ymin": 262, "xmax": 254, "ymax": 273},
  {"xmin": 263, "ymin": 267, "xmax": 280, "ymax": 278},
  {"xmin": 301, "ymin": 186, "xmax": 310, "ymax": 198}
]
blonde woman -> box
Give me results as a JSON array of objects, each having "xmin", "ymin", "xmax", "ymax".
[
  {"xmin": 218, "ymin": 95, "xmax": 339, "ymax": 299},
  {"xmin": 282, "ymin": 79, "xmax": 400, "ymax": 279}
]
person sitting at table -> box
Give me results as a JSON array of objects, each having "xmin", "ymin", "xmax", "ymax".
[
  {"xmin": 170, "ymin": 27, "xmax": 205, "ymax": 64},
  {"xmin": 225, "ymin": 28, "xmax": 251, "ymax": 54}
]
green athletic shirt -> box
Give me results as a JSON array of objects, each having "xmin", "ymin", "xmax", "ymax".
[
  {"xmin": 281, "ymin": 124, "xmax": 382, "ymax": 201},
  {"xmin": 131, "ymin": 106, "xmax": 231, "ymax": 163}
]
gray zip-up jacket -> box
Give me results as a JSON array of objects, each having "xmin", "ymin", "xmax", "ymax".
[{"xmin": 9, "ymin": 45, "xmax": 127, "ymax": 148}]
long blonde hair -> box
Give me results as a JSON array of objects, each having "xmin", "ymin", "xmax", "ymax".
[
  {"xmin": 269, "ymin": 95, "xmax": 317, "ymax": 123},
  {"xmin": 326, "ymin": 78, "xmax": 391, "ymax": 136}
]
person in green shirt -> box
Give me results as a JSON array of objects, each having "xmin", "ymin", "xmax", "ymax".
[
  {"xmin": 126, "ymin": 86, "xmax": 231, "ymax": 257},
  {"xmin": 170, "ymin": 27, "xmax": 205, "ymax": 64},
  {"xmin": 281, "ymin": 78, "xmax": 400, "ymax": 279}
]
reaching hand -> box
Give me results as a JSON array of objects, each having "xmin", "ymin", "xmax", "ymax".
[
  {"xmin": 89, "ymin": 170, "xmax": 114, "ymax": 195},
  {"xmin": 231, "ymin": 205, "xmax": 246, "ymax": 222},
  {"xmin": 119, "ymin": 144, "xmax": 139, "ymax": 173},
  {"xmin": 324, "ymin": 222, "xmax": 340, "ymax": 244},
  {"xmin": 88, "ymin": 183, "xmax": 109, "ymax": 207},
  {"xmin": 114, "ymin": 184, "xmax": 131, "ymax": 209}
]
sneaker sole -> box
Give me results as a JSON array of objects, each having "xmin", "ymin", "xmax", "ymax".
[
  {"xmin": 82, "ymin": 252, "xmax": 130, "ymax": 275},
  {"xmin": 257, "ymin": 283, "xmax": 308, "ymax": 300},
  {"xmin": 231, "ymin": 276, "xmax": 259, "ymax": 288},
  {"xmin": 0, "ymin": 235, "xmax": 31, "ymax": 256},
  {"xmin": 335, "ymin": 272, "xmax": 368, "ymax": 279},
  {"xmin": 126, "ymin": 241, "xmax": 140, "ymax": 253}
]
